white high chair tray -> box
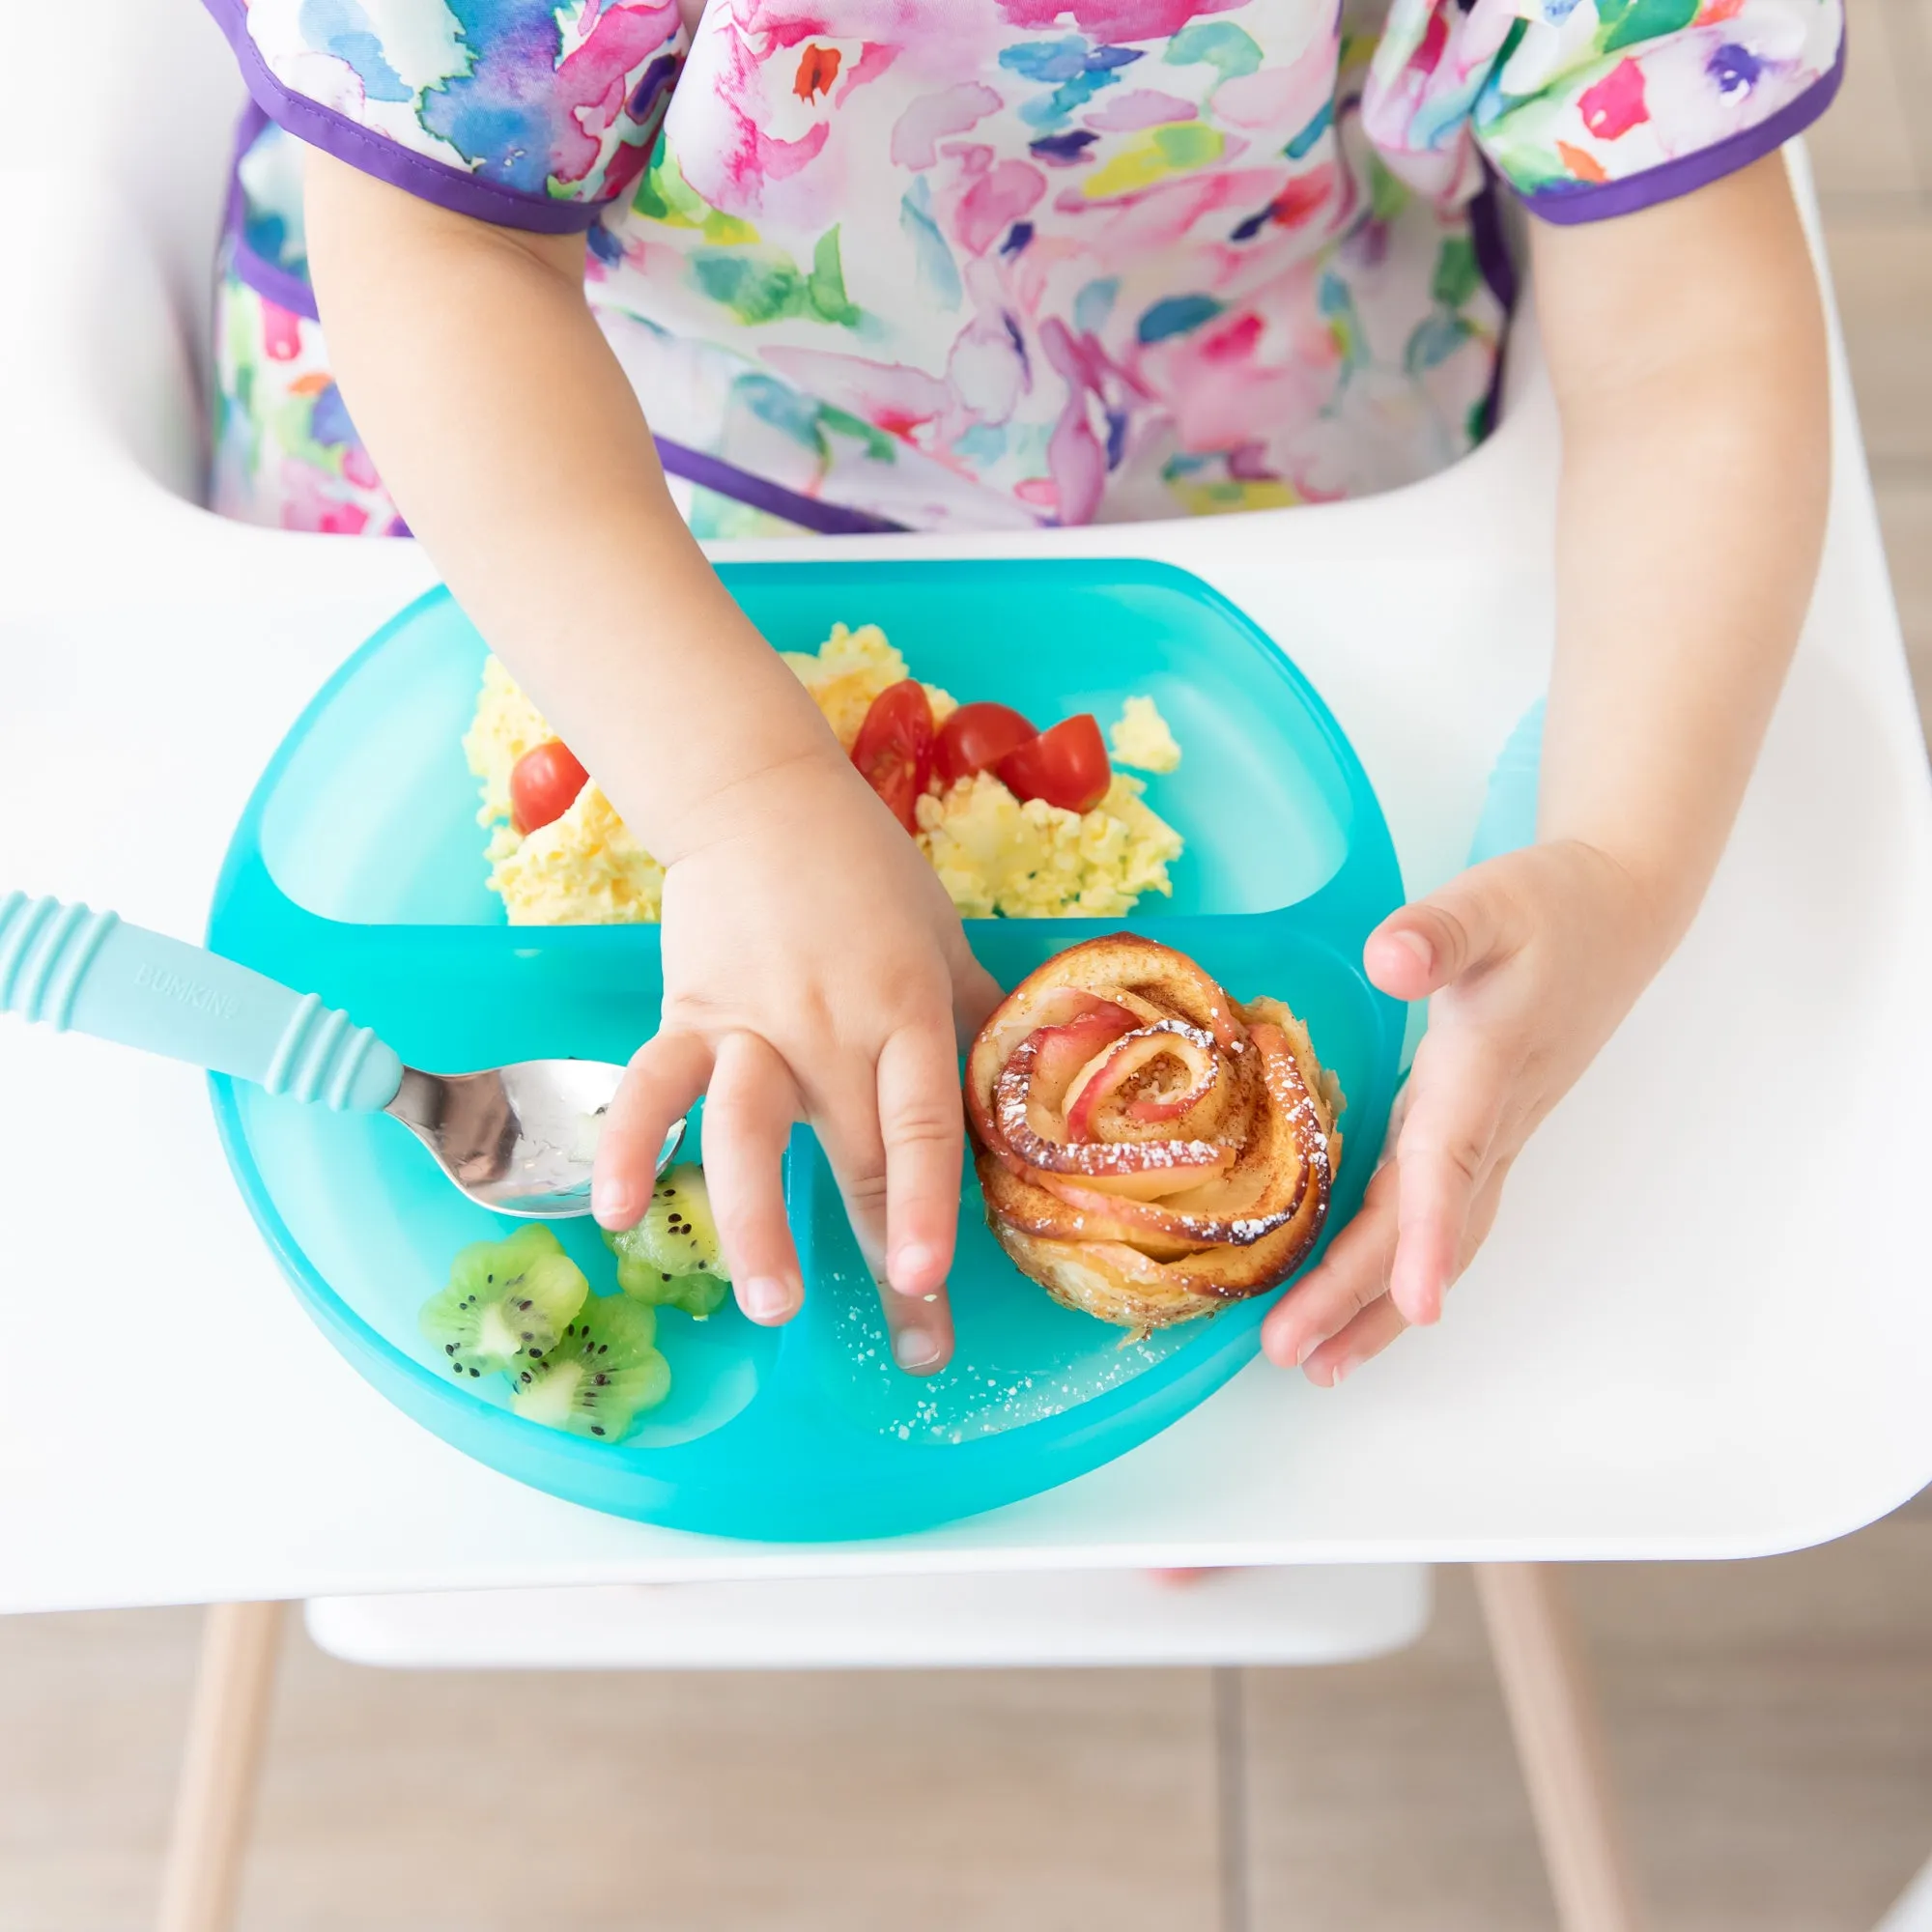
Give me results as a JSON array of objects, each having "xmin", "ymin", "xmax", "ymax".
[{"xmin": 0, "ymin": 13, "xmax": 1927, "ymax": 1615}]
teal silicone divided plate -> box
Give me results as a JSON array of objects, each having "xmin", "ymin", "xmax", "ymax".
[{"xmin": 207, "ymin": 560, "xmax": 1405, "ymax": 1541}]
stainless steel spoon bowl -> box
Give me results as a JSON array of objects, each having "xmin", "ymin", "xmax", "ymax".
[{"xmin": 385, "ymin": 1062, "xmax": 683, "ymax": 1216}]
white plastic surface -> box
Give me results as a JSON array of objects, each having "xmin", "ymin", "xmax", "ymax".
[
  {"xmin": 1878, "ymin": 1854, "xmax": 1932, "ymax": 1932},
  {"xmin": 0, "ymin": 3, "xmax": 1928, "ymax": 1613},
  {"xmin": 305, "ymin": 1565, "xmax": 1432, "ymax": 1671}
]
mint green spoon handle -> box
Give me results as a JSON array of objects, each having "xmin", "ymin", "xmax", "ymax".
[{"xmin": 0, "ymin": 891, "xmax": 403, "ymax": 1111}]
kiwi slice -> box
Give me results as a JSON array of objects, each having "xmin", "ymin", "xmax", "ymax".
[
  {"xmin": 510, "ymin": 1293, "xmax": 670, "ymax": 1441},
  {"xmin": 604, "ymin": 1246, "xmax": 731, "ymax": 1321},
  {"xmin": 606, "ymin": 1163, "xmax": 727, "ymax": 1280},
  {"xmin": 420, "ymin": 1225, "xmax": 589, "ymax": 1380}
]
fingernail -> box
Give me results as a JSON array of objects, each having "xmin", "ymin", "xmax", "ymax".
[
  {"xmin": 1294, "ymin": 1334, "xmax": 1321, "ymax": 1368},
  {"xmin": 890, "ymin": 1242, "xmax": 939, "ymax": 1291},
  {"xmin": 741, "ymin": 1275, "xmax": 794, "ymax": 1321},
  {"xmin": 893, "ymin": 1325, "xmax": 943, "ymax": 1371},
  {"xmin": 1328, "ymin": 1356, "xmax": 1353, "ymax": 1386},
  {"xmin": 592, "ymin": 1177, "xmax": 638, "ymax": 1226},
  {"xmin": 1389, "ymin": 928, "xmax": 1433, "ymax": 973}
]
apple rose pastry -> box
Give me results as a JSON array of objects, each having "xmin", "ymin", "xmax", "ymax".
[{"xmin": 965, "ymin": 935, "xmax": 1343, "ymax": 1339}]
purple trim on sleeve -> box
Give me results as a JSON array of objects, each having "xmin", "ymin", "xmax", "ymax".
[
  {"xmin": 1520, "ymin": 38, "xmax": 1845, "ymax": 225},
  {"xmin": 201, "ymin": 14, "xmax": 902, "ymax": 541},
  {"xmin": 226, "ymin": 232, "xmax": 321, "ymax": 320},
  {"xmin": 222, "ymin": 107, "xmax": 325, "ymax": 321},
  {"xmin": 652, "ymin": 441, "xmax": 911, "ymax": 535},
  {"xmin": 199, "ymin": 0, "xmax": 611, "ymax": 235}
]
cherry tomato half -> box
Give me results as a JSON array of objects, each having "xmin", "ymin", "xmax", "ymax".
[
  {"xmin": 851, "ymin": 680, "xmax": 936, "ymax": 833},
  {"xmin": 997, "ymin": 713, "xmax": 1112, "ymax": 814},
  {"xmin": 510, "ymin": 739, "xmax": 590, "ymax": 836},
  {"xmin": 933, "ymin": 701, "xmax": 1037, "ymax": 786}
]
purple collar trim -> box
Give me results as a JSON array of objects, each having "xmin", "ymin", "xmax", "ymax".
[
  {"xmin": 200, "ymin": 0, "xmax": 611, "ymax": 236},
  {"xmin": 1521, "ymin": 37, "xmax": 1845, "ymax": 225}
]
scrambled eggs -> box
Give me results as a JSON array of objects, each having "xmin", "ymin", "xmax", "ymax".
[
  {"xmin": 1109, "ymin": 695, "xmax": 1183, "ymax": 775},
  {"xmin": 464, "ymin": 656, "xmax": 667, "ymax": 925},
  {"xmin": 917, "ymin": 773, "xmax": 1181, "ymax": 920},
  {"xmin": 778, "ymin": 622, "xmax": 956, "ymax": 748},
  {"xmin": 463, "ymin": 623, "xmax": 1183, "ymax": 924}
]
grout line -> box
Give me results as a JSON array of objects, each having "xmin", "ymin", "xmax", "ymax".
[{"xmin": 1214, "ymin": 1666, "xmax": 1252, "ymax": 1932}]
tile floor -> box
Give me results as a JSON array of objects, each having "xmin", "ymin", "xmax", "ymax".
[{"xmin": 7, "ymin": 32, "xmax": 1932, "ymax": 1932}]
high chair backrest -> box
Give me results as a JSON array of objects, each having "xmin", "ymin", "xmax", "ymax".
[
  {"xmin": 3, "ymin": 0, "xmax": 243, "ymax": 512},
  {"xmin": 100, "ymin": 0, "xmax": 242, "ymax": 357},
  {"xmin": 17, "ymin": 0, "xmax": 1545, "ymax": 545}
]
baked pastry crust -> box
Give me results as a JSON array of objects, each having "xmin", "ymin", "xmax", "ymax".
[{"xmin": 966, "ymin": 936, "xmax": 1343, "ymax": 1339}]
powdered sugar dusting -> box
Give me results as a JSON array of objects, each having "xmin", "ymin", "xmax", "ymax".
[{"xmin": 829, "ymin": 1291, "xmax": 1188, "ymax": 1442}]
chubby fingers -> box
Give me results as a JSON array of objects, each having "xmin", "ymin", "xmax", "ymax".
[
  {"xmin": 1262, "ymin": 1017, "xmax": 1516, "ymax": 1383},
  {"xmin": 1267, "ymin": 862, "xmax": 1539, "ymax": 1385},
  {"xmin": 1384, "ymin": 1024, "xmax": 1510, "ymax": 1326},
  {"xmin": 1301, "ymin": 1153, "xmax": 1514, "ymax": 1385},
  {"xmin": 813, "ymin": 1051, "xmax": 957, "ymax": 1378},
  {"xmin": 1261, "ymin": 1130, "xmax": 1516, "ymax": 1386},
  {"xmin": 812, "ymin": 1152, "xmax": 956, "ymax": 1377},
  {"xmin": 702, "ymin": 1032, "xmax": 807, "ymax": 1326},
  {"xmin": 876, "ymin": 1021, "xmax": 966, "ymax": 1376},
  {"xmin": 594, "ymin": 1029, "xmax": 712, "ymax": 1231},
  {"xmin": 871, "ymin": 1270, "xmax": 954, "ymax": 1377},
  {"xmin": 1261, "ymin": 1159, "xmax": 1399, "ymax": 1376},
  {"xmin": 1363, "ymin": 866, "xmax": 1518, "ymax": 1005},
  {"xmin": 877, "ymin": 1021, "xmax": 966, "ymax": 1299}
]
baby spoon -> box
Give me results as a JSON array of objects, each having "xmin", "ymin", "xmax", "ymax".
[{"xmin": 0, "ymin": 892, "xmax": 680, "ymax": 1217}]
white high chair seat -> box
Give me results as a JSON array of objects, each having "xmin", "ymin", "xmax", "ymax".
[{"xmin": 305, "ymin": 1565, "xmax": 1433, "ymax": 1672}]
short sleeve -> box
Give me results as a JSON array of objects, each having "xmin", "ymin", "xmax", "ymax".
[
  {"xmin": 1362, "ymin": 0, "xmax": 1844, "ymax": 223},
  {"xmin": 202, "ymin": 0, "xmax": 688, "ymax": 232}
]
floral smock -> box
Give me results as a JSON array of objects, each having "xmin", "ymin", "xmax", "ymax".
[{"xmin": 204, "ymin": 0, "xmax": 1843, "ymax": 539}]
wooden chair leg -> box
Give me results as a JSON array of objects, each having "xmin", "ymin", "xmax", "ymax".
[
  {"xmin": 156, "ymin": 1601, "xmax": 287, "ymax": 1932},
  {"xmin": 1475, "ymin": 1564, "xmax": 1648, "ymax": 1932}
]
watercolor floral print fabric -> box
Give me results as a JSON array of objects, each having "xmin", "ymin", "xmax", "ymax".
[
  {"xmin": 203, "ymin": 0, "xmax": 1842, "ymax": 536},
  {"xmin": 212, "ymin": 111, "xmax": 409, "ymax": 535}
]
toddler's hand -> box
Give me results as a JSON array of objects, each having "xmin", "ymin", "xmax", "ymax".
[
  {"xmin": 591, "ymin": 751, "xmax": 1001, "ymax": 1375},
  {"xmin": 1262, "ymin": 840, "xmax": 1665, "ymax": 1385}
]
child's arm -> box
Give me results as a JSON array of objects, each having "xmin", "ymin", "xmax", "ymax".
[
  {"xmin": 303, "ymin": 153, "xmax": 1000, "ymax": 1371},
  {"xmin": 1262, "ymin": 152, "xmax": 1830, "ymax": 1383}
]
